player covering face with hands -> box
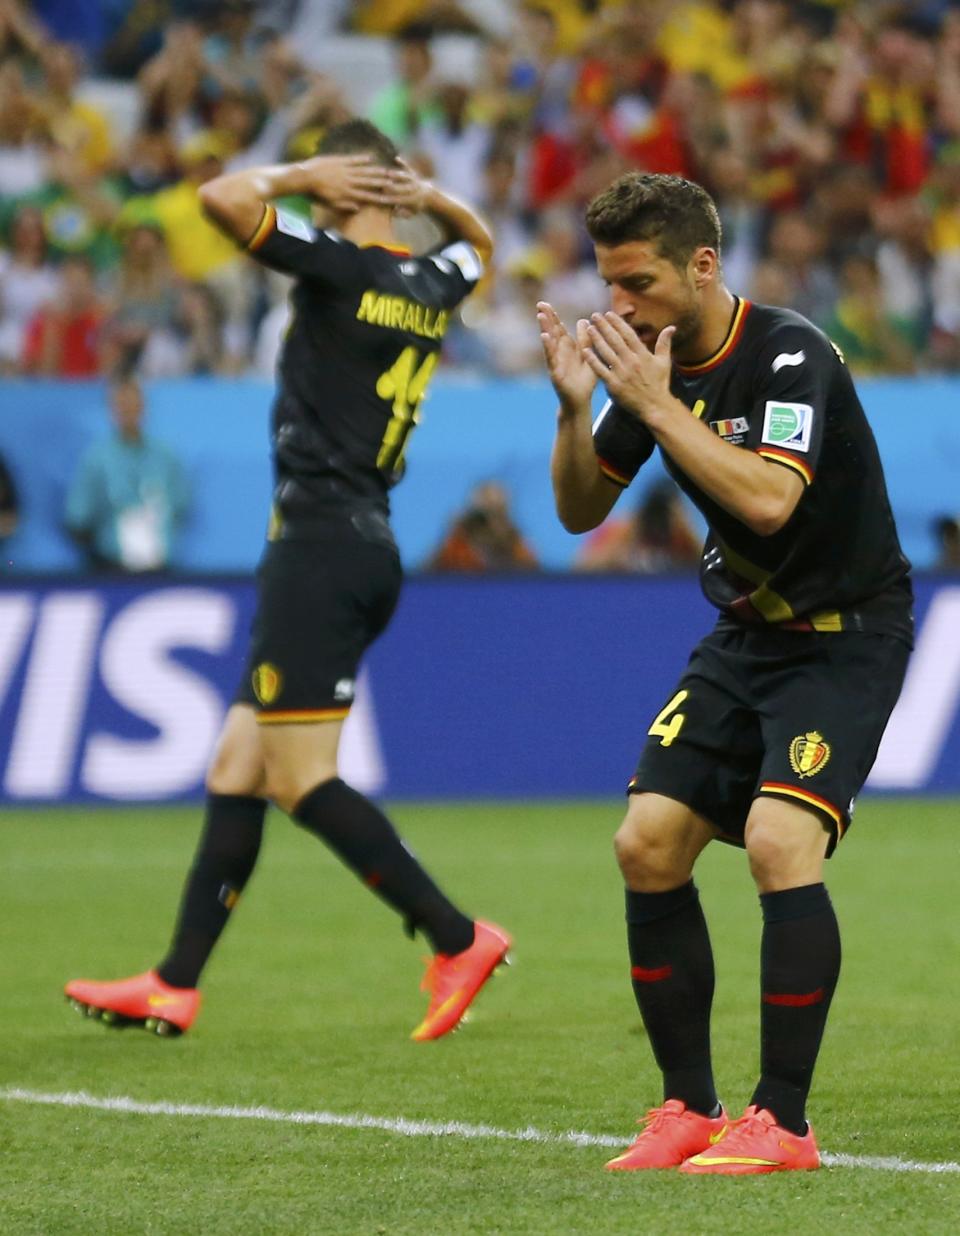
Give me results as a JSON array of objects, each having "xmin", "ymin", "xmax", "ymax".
[
  {"xmin": 65, "ymin": 120, "xmax": 510, "ymax": 1043},
  {"xmin": 541, "ymin": 172, "xmax": 912, "ymax": 1174}
]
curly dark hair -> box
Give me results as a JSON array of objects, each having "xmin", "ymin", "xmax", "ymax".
[
  {"xmin": 317, "ymin": 119, "xmax": 400, "ymax": 169},
  {"xmin": 585, "ymin": 173, "xmax": 722, "ymax": 270}
]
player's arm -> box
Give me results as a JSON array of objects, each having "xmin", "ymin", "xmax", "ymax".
[
  {"xmin": 584, "ymin": 314, "xmax": 803, "ymax": 537},
  {"xmin": 539, "ymin": 302, "xmax": 630, "ymax": 533},
  {"xmin": 389, "ymin": 163, "xmax": 494, "ymax": 267},
  {"xmin": 197, "ymin": 155, "xmax": 395, "ymax": 246}
]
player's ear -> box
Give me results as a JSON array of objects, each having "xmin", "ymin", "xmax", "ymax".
[{"xmin": 691, "ymin": 247, "xmax": 716, "ymax": 288}]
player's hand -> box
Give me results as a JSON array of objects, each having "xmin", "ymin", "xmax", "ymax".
[
  {"xmin": 582, "ymin": 311, "xmax": 674, "ymax": 420},
  {"xmin": 299, "ymin": 154, "xmax": 396, "ymax": 212},
  {"xmin": 382, "ymin": 159, "xmax": 431, "ymax": 215},
  {"xmin": 537, "ymin": 301, "xmax": 597, "ymax": 408}
]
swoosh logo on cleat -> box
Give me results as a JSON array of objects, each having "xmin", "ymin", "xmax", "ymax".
[
  {"xmin": 708, "ymin": 1129, "xmax": 727, "ymax": 1145},
  {"xmin": 427, "ymin": 991, "xmax": 465, "ymax": 1023},
  {"xmin": 147, "ymin": 995, "xmax": 182, "ymax": 1008},
  {"xmin": 690, "ymin": 1155, "xmax": 781, "ymax": 1166}
]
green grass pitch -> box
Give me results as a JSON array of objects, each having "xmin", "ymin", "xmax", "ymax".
[{"xmin": 2, "ymin": 799, "xmax": 958, "ymax": 1234}]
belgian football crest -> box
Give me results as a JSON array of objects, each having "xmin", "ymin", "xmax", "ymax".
[
  {"xmin": 252, "ymin": 662, "xmax": 283, "ymax": 705},
  {"xmin": 788, "ymin": 731, "xmax": 831, "ymax": 778}
]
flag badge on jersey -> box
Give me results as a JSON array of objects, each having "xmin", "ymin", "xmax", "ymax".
[
  {"xmin": 788, "ymin": 730, "xmax": 831, "ymax": 778},
  {"xmin": 712, "ymin": 416, "xmax": 749, "ymax": 441},
  {"xmin": 762, "ymin": 402, "xmax": 813, "ymax": 452}
]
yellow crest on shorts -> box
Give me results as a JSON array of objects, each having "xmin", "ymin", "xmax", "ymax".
[
  {"xmin": 252, "ymin": 662, "xmax": 282, "ymax": 705},
  {"xmin": 788, "ymin": 731, "xmax": 831, "ymax": 778}
]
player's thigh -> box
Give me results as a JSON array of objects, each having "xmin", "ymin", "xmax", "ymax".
[
  {"xmin": 259, "ymin": 717, "xmax": 344, "ymax": 813},
  {"xmin": 206, "ymin": 703, "xmax": 267, "ymax": 797},
  {"xmin": 614, "ymin": 792, "xmax": 719, "ymax": 891},
  {"xmin": 743, "ymin": 795, "xmax": 831, "ymax": 893},
  {"xmin": 628, "ymin": 628, "xmax": 762, "ymax": 847},
  {"xmin": 754, "ymin": 631, "xmax": 911, "ymax": 857},
  {"xmin": 240, "ymin": 536, "xmax": 401, "ymax": 716},
  {"xmin": 240, "ymin": 535, "xmax": 401, "ymax": 810}
]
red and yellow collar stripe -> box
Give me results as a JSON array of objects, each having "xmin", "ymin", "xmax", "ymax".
[
  {"xmin": 675, "ymin": 298, "xmax": 751, "ymax": 375},
  {"xmin": 256, "ymin": 707, "xmax": 351, "ymax": 725},
  {"xmin": 755, "ymin": 446, "xmax": 814, "ymax": 486},
  {"xmin": 247, "ymin": 204, "xmax": 277, "ymax": 252}
]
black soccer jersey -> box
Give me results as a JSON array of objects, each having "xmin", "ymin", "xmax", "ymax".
[
  {"xmin": 592, "ymin": 298, "xmax": 913, "ymax": 641},
  {"xmin": 245, "ymin": 203, "xmax": 483, "ymax": 534}
]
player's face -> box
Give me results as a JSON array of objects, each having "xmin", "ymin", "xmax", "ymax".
[{"xmin": 594, "ymin": 240, "xmax": 706, "ymax": 352}]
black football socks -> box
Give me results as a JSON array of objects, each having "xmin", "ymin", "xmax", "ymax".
[
  {"xmin": 751, "ymin": 882, "xmax": 841, "ymax": 1135},
  {"xmin": 625, "ymin": 881, "xmax": 719, "ymax": 1116},
  {"xmin": 293, "ymin": 777, "xmax": 475, "ymax": 956},
  {"xmin": 157, "ymin": 793, "xmax": 267, "ymax": 989}
]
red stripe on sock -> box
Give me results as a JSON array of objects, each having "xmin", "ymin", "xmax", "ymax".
[
  {"xmin": 762, "ymin": 988, "xmax": 824, "ymax": 1007},
  {"xmin": 631, "ymin": 964, "xmax": 673, "ymax": 982}
]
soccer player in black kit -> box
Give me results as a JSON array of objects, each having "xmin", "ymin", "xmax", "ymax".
[
  {"xmin": 66, "ymin": 121, "xmax": 510, "ymax": 1043},
  {"xmin": 539, "ymin": 173, "xmax": 912, "ymax": 1174}
]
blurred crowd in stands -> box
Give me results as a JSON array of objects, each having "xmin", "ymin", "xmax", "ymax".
[
  {"xmin": 4, "ymin": 0, "xmax": 960, "ymax": 573},
  {"xmin": 8, "ymin": 0, "xmax": 960, "ymax": 382}
]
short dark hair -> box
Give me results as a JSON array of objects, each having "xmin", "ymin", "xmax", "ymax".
[
  {"xmin": 316, "ymin": 119, "xmax": 400, "ymax": 169},
  {"xmin": 585, "ymin": 173, "xmax": 722, "ymax": 269}
]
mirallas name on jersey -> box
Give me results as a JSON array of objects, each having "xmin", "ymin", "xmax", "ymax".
[
  {"xmin": 592, "ymin": 299, "xmax": 913, "ymax": 642},
  {"xmin": 243, "ymin": 204, "xmax": 483, "ymax": 525},
  {"xmin": 355, "ymin": 289, "xmax": 449, "ymax": 339}
]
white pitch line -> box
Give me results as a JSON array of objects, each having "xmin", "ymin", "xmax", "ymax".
[{"xmin": 2, "ymin": 1087, "xmax": 959, "ymax": 1176}]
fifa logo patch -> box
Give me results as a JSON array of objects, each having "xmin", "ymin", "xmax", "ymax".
[
  {"xmin": 762, "ymin": 401, "xmax": 813, "ymax": 452},
  {"xmin": 252, "ymin": 662, "xmax": 282, "ymax": 705},
  {"xmin": 789, "ymin": 731, "xmax": 831, "ymax": 778},
  {"xmin": 333, "ymin": 677, "xmax": 355, "ymax": 702}
]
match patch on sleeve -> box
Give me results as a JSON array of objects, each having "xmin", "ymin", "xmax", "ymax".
[
  {"xmin": 275, "ymin": 208, "xmax": 315, "ymax": 243},
  {"xmin": 761, "ymin": 401, "xmax": 813, "ymax": 452},
  {"xmin": 437, "ymin": 241, "xmax": 484, "ymax": 283}
]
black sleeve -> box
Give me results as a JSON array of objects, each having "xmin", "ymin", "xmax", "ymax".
[
  {"xmin": 750, "ymin": 321, "xmax": 837, "ymax": 488},
  {"xmin": 245, "ymin": 204, "xmax": 364, "ymax": 289},
  {"xmin": 591, "ymin": 399, "xmax": 656, "ymax": 487},
  {"xmin": 424, "ymin": 240, "xmax": 486, "ymax": 308}
]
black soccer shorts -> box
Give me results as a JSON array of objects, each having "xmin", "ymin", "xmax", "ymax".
[
  {"xmin": 628, "ymin": 624, "xmax": 911, "ymax": 855},
  {"xmin": 235, "ymin": 518, "xmax": 402, "ymax": 724}
]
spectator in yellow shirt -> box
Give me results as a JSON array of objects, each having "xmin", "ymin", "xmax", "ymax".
[{"xmin": 36, "ymin": 43, "xmax": 114, "ymax": 172}]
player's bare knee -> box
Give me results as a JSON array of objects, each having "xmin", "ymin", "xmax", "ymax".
[
  {"xmin": 266, "ymin": 764, "xmax": 338, "ymax": 815},
  {"xmin": 205, "ymin": 742, "xmax": 264, "ymax": 797},
  {"xmin": 745, "ymin": 821, "xmax": 824, "ymax": 890},
  {"xmin": 614, "ymin": 815, "xmax": 689, "ymax": 889}
]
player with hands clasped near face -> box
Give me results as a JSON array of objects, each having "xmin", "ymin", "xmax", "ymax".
[
  {"xmin": 65, "ymin": 120, "xmax": 510, "ymax": 1044},
  {"xmin": 540, "ymin": 173, "xmax": 912, "ymax": 1174}
]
